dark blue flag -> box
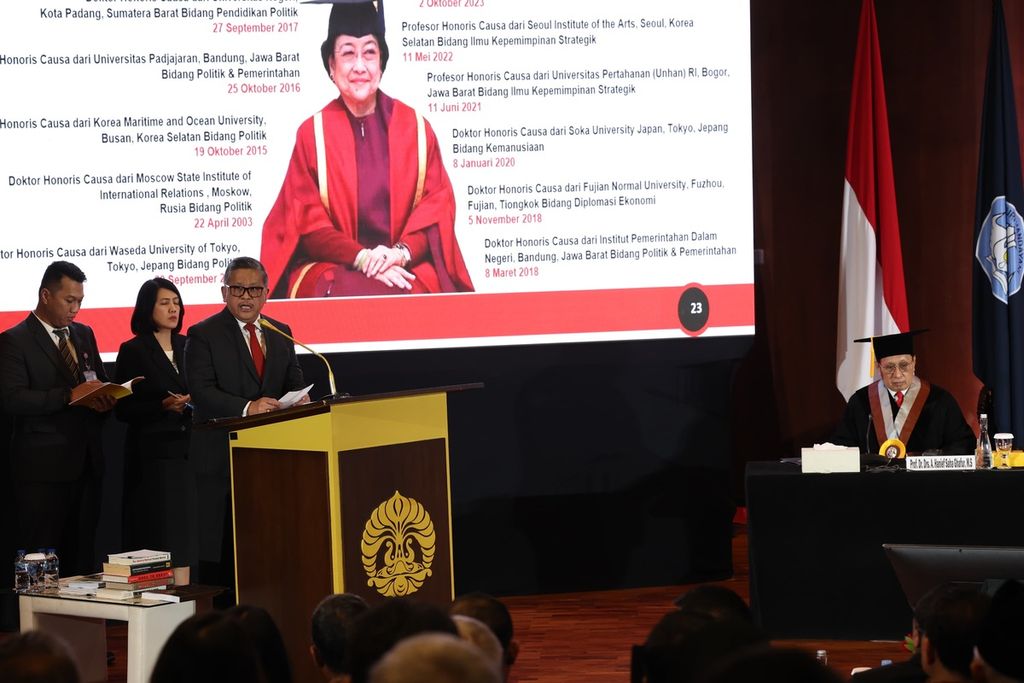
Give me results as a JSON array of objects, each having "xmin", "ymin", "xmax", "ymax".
[{"xmin": 973, "ymin": 0, "xmax": 1024, "ymax": 439}]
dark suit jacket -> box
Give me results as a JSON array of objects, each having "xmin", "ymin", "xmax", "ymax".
[
  {"xmin": 115, "ymin": 332, "xmax": 194, "ymax": 562},
  {"xmin": 185, "ymin": 308, "xmax": 305, "ymax": 433},
  {"xmin": 114, "ymin": 332, "xmax": 191, "ymax": 459},
  {"xmin": 184, "ymin": 308, "xmax": 305, "ymax": 560},
  {"xmin": 0, "ymin": 313, "xmax": 108, "ymax": 482}
]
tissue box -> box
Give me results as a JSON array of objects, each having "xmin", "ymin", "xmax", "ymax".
[{"xmin": 801, "ymin": 446, "xmax": 860, "ymax": 473}]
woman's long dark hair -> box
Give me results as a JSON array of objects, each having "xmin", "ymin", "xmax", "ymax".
[{"xmin": 129, "ymin": 277, "xmax": 184, "ymax": 335}]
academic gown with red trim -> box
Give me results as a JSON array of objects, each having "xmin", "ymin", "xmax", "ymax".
[
  {"xmin": 831, "ymin": 381, "xmax": 976, "ymax": 455},
  {"xmin": 261, "ymin": 92, "xmax": 473, "ymax": 297}
]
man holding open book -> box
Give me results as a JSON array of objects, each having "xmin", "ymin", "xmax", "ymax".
[{"xmin": 0, "ymin": 261, "xmax": 116, "ymax": 576}]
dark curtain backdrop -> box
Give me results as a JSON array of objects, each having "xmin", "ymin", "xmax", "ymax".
[{"xmin": 749, "ymin": 0, "xmax": 1006, "ymax": 456}]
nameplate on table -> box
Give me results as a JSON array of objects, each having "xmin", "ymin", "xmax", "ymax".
[
  {"xmin": 905, "ymin": 454, "xmax": 976, "ymax": 471},
  {"xmin": 800, "ymin": 446, "xmax": 860, "ymax": 473}
]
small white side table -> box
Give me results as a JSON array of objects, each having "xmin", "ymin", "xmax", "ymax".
[{"xmin": 19, "ymin": 593, "xmax": 194, "ymax": 683}]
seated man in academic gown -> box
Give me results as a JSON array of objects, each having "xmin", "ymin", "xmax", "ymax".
[{"xmin": 831, "ymin": 330, "xmax": 975, "ymax": 455}]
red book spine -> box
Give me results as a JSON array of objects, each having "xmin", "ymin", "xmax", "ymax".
[{"xmin": 125, "ymin": 569, "xmax": 174, "ymax": 583}]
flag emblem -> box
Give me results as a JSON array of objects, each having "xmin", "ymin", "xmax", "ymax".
[{"xmin": 976, "ymin": 196, "xmax": 1024, "ymax": 304}]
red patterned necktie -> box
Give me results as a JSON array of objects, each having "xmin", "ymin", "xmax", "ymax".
[
  {"xmin": 895, "ymin": 391, "xmax": 904, "ymax": 408},
  {"xmin": 244, "ymin": 322, "xmax": 264, "ymax": 379}
]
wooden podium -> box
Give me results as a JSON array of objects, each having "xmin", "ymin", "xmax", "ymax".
[{"xmin": 213, "ymin": 385, "xmax": 475, "ymax": 683}]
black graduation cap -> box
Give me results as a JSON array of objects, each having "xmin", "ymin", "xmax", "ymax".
[
  {"xmin": 854, "ymin": 329, "xmax": 928, "ymax": 362},
  {"xmin": 304, "ymin": 0, "xmax": 389, "ymax": 75}
]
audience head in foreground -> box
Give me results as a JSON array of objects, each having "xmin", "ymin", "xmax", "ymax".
[
  {"xmin": 150, "ymin": 611, "xmax": 267, "ymax": 683},
  {"xmin": 0, "ymin": 630, "xmax": 80, "ymax": 683},
  {"xmin": 674, "ymin": 585, "xmax": 753, "ymax": 623},
  {"xmin": 311, "ymin": 592, "xmax": 370, "ymax": 682},
  {"xmin": 915, "ymin": 583, "xmax": 990, "ymax": 682},
  {"xmin": 347, "ymin": 597, "xmax": 459, "ymax": 683},
  {"xmin": 227, "ymin": 604, "xmax": 293, "ymax": 683},
  {"xmin": 449, "ymin": 592, "xmax": 519, "ymax": 678},
  {"xmin": 634, "ymin": 609, "xmax": 767, "ymax": 683},
  {"xmin": 635, "ymin": 610, "xmax": 712, "ymax": 683},
  {"xmin": 452, "ymin": 615, "xmax": 504, "ymax": 669},
  {"xmin": 972, "ymin": 580, "xmax": 1024, "ymax": 683},
  {"xmin": 368, "ymin": 633, "xmax": 501, "ymax": 683}
]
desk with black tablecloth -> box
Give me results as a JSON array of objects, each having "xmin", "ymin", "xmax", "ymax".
[{"xmin": 745, "ymin": 461, "xmax": 1024, "ymax": 639}]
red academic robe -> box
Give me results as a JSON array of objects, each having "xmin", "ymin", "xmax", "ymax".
[{"xmin": 261, "ymin": 93, "xmax": 474, "ymax": 296}]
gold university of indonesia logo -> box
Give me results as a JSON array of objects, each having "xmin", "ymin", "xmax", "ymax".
[{"xmin": 361, "ymin": 491, "xmax": 435, "ymax": 597}]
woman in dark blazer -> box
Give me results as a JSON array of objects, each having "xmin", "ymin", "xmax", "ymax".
[{"xmin": 115, "ymin": 277, "xmax": 194, "ymax": 565}]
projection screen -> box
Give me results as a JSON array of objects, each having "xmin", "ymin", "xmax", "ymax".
[{"xmin": 0, "ymin": 0, "xmax": 753, "ymax": 355}]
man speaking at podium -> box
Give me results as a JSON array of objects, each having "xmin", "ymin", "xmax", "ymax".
[
  {"xmin": 185, "ymin": 256, "xmax": 309, "ymax": 592},
  {"xmin": 831, "ymin": 331, "xmax": 975, "ymax": 455}
]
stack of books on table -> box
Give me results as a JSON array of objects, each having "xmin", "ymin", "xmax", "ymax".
[{"xmin": 93, "ymin": 549, "xmax": 174, "ymax": 601}]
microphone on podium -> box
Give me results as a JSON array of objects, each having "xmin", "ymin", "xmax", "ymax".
[{"xmin": 258, "ymin": 318, "xmax": 346, "ymax": 400}]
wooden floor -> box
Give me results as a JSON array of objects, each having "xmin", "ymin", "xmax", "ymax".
[
  {"xmin": 98, "ymin": 526, "xmax": 906, "ymax": 681},
  {"xmin": 503, "ymin": 527, "xmax": 909, "ymax": 681}
]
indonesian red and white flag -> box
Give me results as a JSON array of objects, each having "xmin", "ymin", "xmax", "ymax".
[{"xmin": 836, "ymin": 0, "xmax": 909, "ymax": 400}]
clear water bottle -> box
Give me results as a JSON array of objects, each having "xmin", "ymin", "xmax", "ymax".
[
  {"xmin": 43, "ymin": 549, "xmax": 59, "ymax": 590},
  {"xmin": 816, "ymin": 649, "xmax": 828, "ymax": 666},
  {"xmin": 977, "ymin": 414, "xmax": 993, "ymax": 469},
  {"xmin": 25, "ymin": 551, "xmax": 46, "ymax": 592},
  {"xmin": 13, "ymin": 550, "xmax": 30, "ymax": 592}
]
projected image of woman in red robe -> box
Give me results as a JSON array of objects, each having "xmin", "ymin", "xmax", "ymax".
[{"xmin": 261, "ymin": 0, "xmax": 474, "ymax": 298}]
